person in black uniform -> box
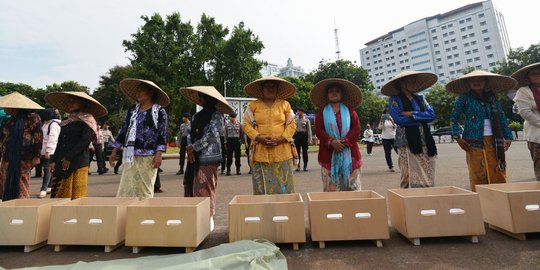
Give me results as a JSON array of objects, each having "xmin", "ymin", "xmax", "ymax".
[
  {"xmin": 224, "ymin": 113, "xmax": 243, "ymax": 175},
  {"xmin": 294, "ymin": 107, "xmax": 312, "ymax": 171}
]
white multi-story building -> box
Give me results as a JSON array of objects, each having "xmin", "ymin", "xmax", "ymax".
[
  {"xmin": 260, "ymin": 58, "xmax": 306, "ymax": 78},
  {"xmin": 360, "ymin": 0, "xmax": 511, "ymax": 94}
]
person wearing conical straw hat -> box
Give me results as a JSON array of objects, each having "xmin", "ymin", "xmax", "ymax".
[
  {"xmin": 382, "ymin": 70, "xmax": 438, "ymax": 188},
  {"xmin": 0, "ymin": 92, "xmax": 43, "ymax": 201},
  {"xmin": 45, "ymin": 92, "xmax": 106, "ymax": 198},
  {"xmin": 108, "ymin": 79, "xmax": 169, "ymax": 200},
  {"xmin": 44, "ymin": 91, "xmax": 106, "ymax": 199},
  {"xmin": 180, "ymin": 86, "xmax": 233, "ymax": 231},
  {"xmin": 242, "ymin": 77, "xmax": 297, "ymax": 195},
  {"xmin": 310, "ymin": 78, "xmax": 363, "ymax": 191},
  {"xmin": 512, "ymin": 62, "xmax": 540, "ymax": 181},
  {"xmin": 447, "ymin": 70, "xmax": 516, "ymax": 191}
]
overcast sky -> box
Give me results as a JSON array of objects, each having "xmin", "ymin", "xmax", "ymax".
[{"xmin": 1, "ymin": 0, "xmax": 538, "ymax": 90}]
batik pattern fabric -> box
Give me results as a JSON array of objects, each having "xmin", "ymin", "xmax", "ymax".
[
  {"xmin": 321, "ymin": 168, "xmax": 361, "ymax": 192},
  {"xmin": 528, "ymin": 142, "xmax": 540, "ymax": 181},
  {"xmin": 397, "ymin": 146, "xmax": 436, "ymax": 188},
  {"xmin": 465, "ymin": 136, "xmax": 507, "ymax": 191},
  {"xmin": 193, "ymin": 164, "xmax": 218, "ymax": 216},
  {"xmin": 252, "ymin": 159, "xmax": 294, "ymax": 195},
  {"xmin": 50, "ymin": 166, "xmax": 89, "ymax": 199},
  {"xmin": 116, "ymin": 156, "xmax": 157, "ymax": 199},
  {"xmin": 0, "ymin": 160, "xmax": 33, "ymax": 199}
]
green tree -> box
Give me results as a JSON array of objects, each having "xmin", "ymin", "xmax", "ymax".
[
  {"xmin": 493, "ymin": 43, "xmax": 540, "ymax": 76},
  {"xmin": 303, "ymin": 60, "xmax": 383, "ymax": 127},
  {"xmin": 120, "ymin": 12, "xmax": 264, "ymax": 138},
  {"xmin": 284, "ymin": 77, "xmax": 315, "ymax": 113},
  {"xmin": 425, "ymin": 84, "xmax": 458, "ymax": 128}
]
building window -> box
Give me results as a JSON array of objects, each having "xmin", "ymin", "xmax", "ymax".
[
  {"xmin": 474, "ymin": 57, "xmax": 480, "ymax": 61},
  {"xmin": 478, "ymin": 13, "xmax": 485, "ymax": 18},
  {"xmin": 447, "ymin": 55, "xmax": 453, "ymax": 59},
  {"xmin": 488, "ymin": 54, "xmax": 494, "ymax": 58},
  {"xmin": 453, "ymin": 53, "xmax": 459, "ymax": 58},
  {"xmin": 451, "ymin": 38, "xmax": 456, "ymax": 43},
  {"xmin": 480, "ymin": 21, "xmax": 486, "ymax": 26},
  {"xmin": 431, "ymin": 29, "xmax": 436, "ymax": 33},
  {"xmin": 433, "ymin": 36, "xmax": 438, "ymax": 40},
  {"xmin": 467, "ymin": 58, "xmax": 473, "ymax": 63},
  {"xmin": 436, "ymin": 58, "xmax": 442, "ymax": 62},
  {"xmin": 452, "ymin": 46, "xmax": 458, "ymax": 50},
  {"xmin": 471, "ymin": 41, "xmax": 477, "ymax": 45},
  {"xmin": 411, "ymin": 52, "xmax": 429, "ymax": 59},
  {"xmin": 489, "ymin": 62, "xmax": 496, "ymax": 67},
  {"xmin": 410, "ymin": 45, "xmax": 428, "ymax": 52},
  {"xmin": 484, "ymin": 37, "xmax": 491, "ymax": 42},
  {"xmin": 465, "ymin": 50, "xmax": 471, "ymax": 55},
  {"xmin": 434, "ymin": 43, "xmax": 440, "ymax": 48},
  {"xmin": 442, "ymin": 26, "xmax": 447, "ymax": 30},
  {"xmin": 459, "ymin": 19, "xmax": 465, "ymax": 24},
  {"xmin": 409, "ymin": 38, "xmax": 427, "ymax": 46},
  {"xmin": 448, "ymin": 23, "xmax": 453, "ymax": 27},
  {"xmin": 485, "ymin": 45, "xmax": 492, "ymax": 50},
  {"xmin": 444, "ymin": 40, "xmax": 450, "ymax": 44},
  {"xmin": 443, "ymin": 33, "xmax": 448, "ymax": 37},
  {"xmin": 413, "ymin": 60, "xmax": 431, "ymax": 66},
  {"xmin": 469, "ymin": 33, "xmax": 475, "ymax": 37},
  {"xmin": 408, "ymin": 32, "xmax": 426, "ymax": 39},
  {"xmin": 482, "ymin": 29, "xmax": 488, "ymax": 34},
  {"xmin": 460, "ymin": 27, "xmax": 466, "ymax": 32},
  {"xmin": 446, "ymin": 48, "xmax": 451, "ymax": 52},
  {"xmin": 464, "ymin": 42, "xmax": 470, "ymax": 47},
  {"xmin": 466, "ymin": 17, "xmax": 472, "ymax": 22},
  {"xmin": 450, "ymin": 71, "xmax": 456, "ymax": 75},
  {"xmin": 472, "ymin": 49, "xmax": 479, "ymax": 53},
  {"xmin": 455, "ymin": 61, "xmax": 461, "ymax": 65},
  {"xmin": 476, "ymin": 65, "xmax": 482, "ymax": 69},
  {"xmin": 435, "ymin": 50, "xmax": 441, "ymax": 54},
  {"xmin": 449, "ymin": 31, "xmax": 455, "ymax": 35},
  {"xmin": 449, "ymin": 63, "xmax": 454, "ymax": 67},
  {"xmin": 468, "ymin": 25, "xmax": 473, "ymax": 30},
  {"xmin": 462, "ymin": 35, "xmax": 468, "ymax": 39}
]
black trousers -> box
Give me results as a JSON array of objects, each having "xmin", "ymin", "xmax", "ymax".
[
  {"xmin": 226, "ymin": 138, "xmax": 241, "ymax": 171},
  {"xmin": 366, "ymin": 141, "xmax": 374, "ymax": 154},
  {"xmin": 178, "ymin": 137, "xmax": 187, "ymax": 171},
  {"xmin": 154, "ymin": 171, "xmax": 161, "ymax": 191},
  {"xmin": 382, "ymin": 138, "xmax": 397, "ymax": 169},
  {"xmin": 220, "ymin": 136, "xmax": 226, "ymax": 172},
  {"xmin": 245, "ymin": 137, "xmax": 251, "ymax": 165},
  {"xmin": 94, "ymin": 144, "xmax": 106, "ymax": 172},
  {"xmin": 294, "ymin": 132, "xmax": 309, "ymax": 167}
]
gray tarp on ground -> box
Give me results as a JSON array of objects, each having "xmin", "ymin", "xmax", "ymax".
[{"xmin": 10, "ymin": 240, "xmax": 287, "ymax": 270}]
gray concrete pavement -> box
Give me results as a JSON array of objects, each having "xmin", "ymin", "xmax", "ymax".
[{"xmin": 1, "ymin": 141, "xmax": 539, "ymax": 269}]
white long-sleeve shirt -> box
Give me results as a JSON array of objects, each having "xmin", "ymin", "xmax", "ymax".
[{"xmin": 41, "ymin": 119, "xmax": 61, "ymax": 156}]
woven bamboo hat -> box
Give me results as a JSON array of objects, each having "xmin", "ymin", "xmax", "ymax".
[
  {"xmin": 0, "ymin": 92, "xmax": 44, "ymax": 110},
  {"xmin": 445, "ymin": 70, "xmax": 517, "ymax": 94},
  {"xmin": 119, "ymin": 79, "xmax": 170, "ymax": 107},
  {"xmin": 381, "ymin": 70, "xmax": 438, "ymax": 96},
  {"xmin": 511, "ymin": 62, "xmax": 540, "ymax": 88},
  {"xmin": 309, "ymin": 78, "xmax": 363, "ymax": 109},
  {"xmin": 45, "ymin": 91, "xmax": 108, "ymax": 118},
  {"xmin": 243, "ymin": 76, "xmax": 297, "ymax": 99},
  {"xmin": 179, "ymin": 86, "xmax": 234, "ymax": 114}
]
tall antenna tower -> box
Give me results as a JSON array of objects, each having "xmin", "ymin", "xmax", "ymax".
[{"xmin": 334, "ymin": 20, "xmax": 341, "ymax": 60}]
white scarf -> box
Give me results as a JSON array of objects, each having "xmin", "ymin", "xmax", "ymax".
[{"xmin": 123, "ymin": 103, "xmax": 161, "ymax": 167}]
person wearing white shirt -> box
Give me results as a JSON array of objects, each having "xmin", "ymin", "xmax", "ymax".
[
  {"xmin": 380, "ymin": 109, "xmax": 397, "ymax": 172},
  {"xmin": 363, "ymin": 123, "xmax": 374, "ymax": 155},
  {"xmin": 39, "ymin": 109, "xmax": 61, "ymax": 198},
  {"xmin": 97, "ymin": 122, "xmax": 115, "ymax": 174}
]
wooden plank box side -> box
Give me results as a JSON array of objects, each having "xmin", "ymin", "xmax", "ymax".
[
  {"xmin": 48, "ymin": 197, "xmax": 138, "ymax": 246},
  {"xmin": 125, "ymin": 197, "xmax": 210, "ymax": 248},
  {"xmin": 478, "ymin": 183, "xmax": 540, "ymax": 233},
  {"xmin": 0, "ymin": 199, "xmax": 70, "ymax": 245},
  {"xmin": 388, "ymin": 187, "xmax": 485, "ymax": 238},
  {"xmin": 307, "ymin": 191, "xmax": 389, "ymax": 242},
  {"xmin": 229, "ymin": 194, "xmax": 306, "ymax": 244}
]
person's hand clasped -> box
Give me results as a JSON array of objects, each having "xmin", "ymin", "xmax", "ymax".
[{"xmin": 331, "ymin": 139, "xmax": 345, "ymax": 153}]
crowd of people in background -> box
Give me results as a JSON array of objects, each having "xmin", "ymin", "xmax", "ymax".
[{"xmin": 1, "ymin": 62, "xmax": 540, "ymax": 229}]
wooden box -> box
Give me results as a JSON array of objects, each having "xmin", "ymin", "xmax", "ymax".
[
  {"xmin": 476, "ymin": 182, "xmax": 540, "ymax": 240},
  {"xmin": 307, "ymin": 191, "xmax": 389, "ymax": 248},
  {"xmin": 0, "ymin": 199, "xmax": 69, "ymax": 252},
  {"xmin": 387, "ymin": 186, "xmax": 485, "ymax": 245},
  {"xmin": 125, "ymin": 197, "xmax": 210, "ymax": 253},
  {"xmin": 48, "ymin": 197, "xmax": 137, "ymax": 252},
  {"xmin": 229, "ymin": 194, "xmax": 306, "ymax": 250}
]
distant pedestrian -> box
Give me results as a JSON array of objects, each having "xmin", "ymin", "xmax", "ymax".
[
  {"xmin": 311, "ymin": 78, "xmax": 363, "ymax": 192},
  {"xmin": 380, "ymin": 109, "xmax": 397, "ymax": 172},
  {"xmin": 382, "ymin": 71, "xmax": 438, "ymax": 188},
  {"xmin": 176, "ymin": 113, "xmax": 191, "ymax": 175},
  {"xmin": 294, "ymin": 107, "xmax": 312, "ymax": 171},
  {"xmin": 225, "ymin": 112, "xmax": 243, "ymax": 175},
  {"xmin": 363, "ymin": 123, "xmax": 374, "ymax": 155},
  {"xmin": 38, "ymin": 108, "xmax": 61, "ymax": 198},
  {"xmin": 512, "ymin": 62, "xmax": 540, "ymax": 181}
]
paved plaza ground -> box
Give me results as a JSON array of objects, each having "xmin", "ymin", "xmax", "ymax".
[{"xmin": 1, "ymin": 141, "xmax": 539, "ymax": 269}]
